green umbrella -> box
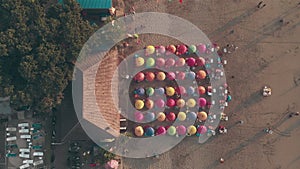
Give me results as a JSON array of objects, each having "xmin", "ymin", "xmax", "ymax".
[
  {"xmin": 167, "ymin": 126, "xmax": 176, "ymax": 136},
  {"xmin": 146, "ymin": 58, "xmax": 155, "ymax": 67},
  {"xmin": 189, "ymin": 45, "xmax": 197, "ymax": 53},
  {"xmin": 146, "ymin": 87, "xmax": 155, "ymax": 96}
]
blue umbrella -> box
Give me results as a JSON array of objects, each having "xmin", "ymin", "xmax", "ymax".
[
  {"xmin": 144, "ymin": 112, "xmax": 155, "ymax": 122},
  {"xmin": 186, "ymin": 71, "xmax": 196, "ymax": 80},
  {"xmin": 155, "ymin": 87, "xmax": 165, "ymax": 95},
  {"xmin": 144, "ymin": 127, "xmax": 155, "ymax": 137},
  {"xmin": 187, "ymin": 86, "xmax": 195, "ymax": 95},
  {"xmin": 135, "ymin": 88, "xmax": 145, "ymax": 95},
  {"xmin": 186, "ymin": 112, "xmax": 197, "ymax": 121}
]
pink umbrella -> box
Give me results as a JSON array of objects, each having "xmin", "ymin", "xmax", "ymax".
[
  {"xmin": 177, "ymin": 72, "xmax": 185, "ymax": 80},
  {"xmin": 176, "ymin": 125, "xmax": 186, "ymax": 135},
  {"xmin": 186, "ymin": 57, "xmax": 196, "ymax": 67},
  {"xmin": 166, "ymin": 98, "xmax": 175, "ymax": 107},
  {"xmin": 197, "ymin": 125, "xmax": 207, "ymax": 134},
  {"xmin": 105, "ymin": 160, "xmax": 119, "ymax": 169},
  {"xmin": 157, "ymin": 45, "xmax": 166, "ymax": 54},
  {"xmin": 134, "ymin": 112, "xmax": 144, "ymax": 122},
  {"xmin": 166, "ymin": 112, "xmax": 176, "ymax": 121},
  {"xmin": 197, "ymin": 44, "xmax": 207, "ymax": 53},
  {"xmin": 165, "ymin": 58, "xmax": 175, "ymax": 68},
  {"xmin": 175, "ymin": 86, "xmax": 186, "ymax": 95},
  {"xmin": 156, "ymin": 126, "xmax": 166, "ymax": 135},
  {"xmin": 175, "ymin": 58, "xmax": 186, "ymax": 67},
  {"xmin": 196, "ymin": 57, "xmax": 205, "ymax": 66},
  {"xmin": 167, "ymin": 72, "xmax": 176, "ymax": 80},
  {"xmin": 176, "ymin": 45, "xmax": 187, "ymax": 55},
  {"xmin": 155, "ymin": 98, "xmax": 165, "ymax": 108},
  {"xmin": 156, "ymin": 58, "xmax": 165, "ymax": 67},
  {"xmin": 198, "ymin": 97, "xmax": 207, "ymax": 107}
]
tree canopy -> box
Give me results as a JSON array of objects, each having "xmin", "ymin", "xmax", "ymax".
[{"xmin": 0, "ymin": 0, "xmax": 97, "ymax": 112}]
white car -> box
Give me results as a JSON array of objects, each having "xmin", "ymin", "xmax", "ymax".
[
  {"xmin": 6, "ymin": 127, "xmax": 17, "ymax": 132},
  {"xmin": 19, "ymin": 153, "xmax": 30, "ymax": 159},
  {"xmin": 19, "ymin": 163, "xmax": 30, "ymax": 169},
  {"xmin": 33, "ymin": 152, "xmax": 44, "ymax": 157},
  {"xmin": 19, "ymin": 148, "xmax": 30, "ymax": 153},
  {"xmin": 6, "ymin": 136, "xmax": 17, "ymax": 142},
  {"xmin": 23, "ymin": 160, "xmax": 33, "ymax": 164},
  {"xmin": 18, "ymin": 123, "xmax": 29, "ymax": 127},
  {"xmin": 33, "ymin": 160, "xmax": 44, "ymax": 166},
  {"xmin": 19, "ymin": 128, "xmax": 29, "ymax": 133},
  {"xmin": 20, "ymin": 135, "xmax": 31, "ymax": 139}
]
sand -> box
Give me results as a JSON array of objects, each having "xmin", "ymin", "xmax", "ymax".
[{"xmin": 110, "ymin": 0, "xmax": 300, "ymax": 168}]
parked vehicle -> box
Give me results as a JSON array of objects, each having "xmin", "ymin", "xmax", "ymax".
[
  {"xmin": 6, "ymin": 127, "xmax": 17, "ymax": 132},
  {"xmin": 33, "ymin": 160, "xmax": 44, "ymax": 166},
  {"xmin": 33, "ymin": 152, "xmax": 44, "ymax": 157},
  {"xmin": 18, "ymin": 123, "xmax": 29, "ymax": 127},
  {"xmin": 20, "ymin": 135, "xmax": 31, "ymax": 139},
  {"xmin": 6, "ymin": 136, "xmax": 17, "ymax": 142},
  {"xmin": 6, "ymin": 153, "xmax": 17, "ymax": 157},
  {"xmin": 19, "ymin": 153, "xmax": 30, "ymax": 158},
  {"xmin": 23, "ymin": 160, "xmax": 34, "ymax": 164},
  {"xmin": 19, "ymin": 148, "xmax": 30, "ymax": 153},
  {"xmin": 32, "ymin": 145, "xmax": 43, "ymax": 150},
  {"xmin": 19, "ymin": 163, "xmax": 30, "ymax": 169}
]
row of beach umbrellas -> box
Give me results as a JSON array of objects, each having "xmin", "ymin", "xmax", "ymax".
[
  {"xmin": 134, "ymin": 97, "xmax": 209, "ymax": 110},
  {"xmin": 144, "ymin": 44, "xmax": 209, "ymax": 56},
  {"xmin": 134, "ymin": 125, "xmax": 208, "ymax": 137},
  {"xmin": 134, "ymin": 85, "xmax": 207, "ymax": 97},
  {"xmin": 134, "ymin": 111, "xmax": 207, "ymax": 122},
  {"xmin": 133, "ymin": 70, "xmax": 207, "ymax": 82}
]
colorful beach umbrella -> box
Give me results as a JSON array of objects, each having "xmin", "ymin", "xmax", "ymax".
[
  {"xmin": 144, "ymin": 127, "xmax": 155, "ymax": 137},
  {"xmin": 167, "ymin": 126, "xmax": 176, "ymax": 136},
  {"xmin": 135, "ymin": 57, "xmax": 145, "ymax": 67},
  {"xmin": 166, "ymin": 45, "xmax": 176, "ymax": 54},
  {"xmin": 156, "ymin": 58, "xmax": 165, "ymax": 67},
  {"xmin": 187, "ymin": 125, "xmax": 197, "ymax": 135},
  {"xmin": 198, "ymin": 98, "xmax": 207, "ymax": 107},
  {"xmin": 177, "ymin": 72, "xmax": 186, "ymax": 80},
  {"xmin": 145, "ymin": 72, "xmax": 155, "ymax": 82},
  {"xmin": 186, "ymin": 98, "xmax": 196, "ymax": 108},
  {"xmin": 155, "ymin": 87, "xmax": 165, "ymax": 95},
  {"xmin": 157, "ymin": 45, "xmax": 166, "ymax": 54},
  {"xmin": 156, "ymin": 126, "xmax": 166, "ymax": 135},
  {"xmin": 176, "ymin": 99, "xmax": 185, "ymax": 108},
  {"xmin": 157, "ymin": 112, "xmax": 166, "ymax": 122},
  {"xmin": 146, "ymin": 45, "xmax": 155, "ymax": 55},
  {"xmin": 134, "ymin": 72, "xmax": 145, "ymax": 82},
  {"xmin": 227, "ymin": 95, "xmax": 232, "ymax": 102},
  {"xmin": 166, "ymin": 87, "xmax": 175, "ymax": 96},
  {"xmin": 166, "ymin": 98, "xmax": 176, "ymax": 107},
  {"xmin": 186, "ymin": 71, "xmax": 196, "ymax": 80},
  {"xmin": 166, "ymin": 112, "xmax": 176, "ymax": 121},
  {"xmin": 156, "ymin": 72, "xmax": 166, "ymax": 81},
  {"xmin": 176, "ymin": 125, "xmax": 186, "ymax": 135},
  {"xmin": 135, "ymin": 100, "xmax": 144, "ymax": 110},
  {"xmin": 197, "ymin": 111, "xmax": 207, "ymax": 121},
  {"xmin": 187, "ymin": 86, "xmax": 195, "ymax": 95},
  {"xmin": 134, "ymin": 126, "xmax": 144, "ymax": 136},
  {"xmin": 176, "ymin": 86, "xmax": 186, "ymax": 95},
  {"xmin": 177, "ymin": 112, "xmax": 186, "ymax": 121},
  {"xmin": 197, "ymin": 70, "xmax": 206, "ymax": 79},
  {"xmin": 135, "ymin": 88, "xmax": 145, "ymax": 95},
  {"xmin": 186, "ymin": 112, "xmax": 197, "ymax": 120},
  {"xmin": 146, "ymin": 57, "xmax": 155, "ymax": 67},
  {"xmin": 145, "ymin": 112, "xmax": 155, "ymax": 122},
  {"xmin": 197, "ymin": 44, "xmax": 207, "ymax": 53},
  {"xmin": 197, "ymin": 125, "xmax": 207, "ymax": 134},
  {"xmin": 175, "ymin": 58, "xmax": 186, "ymax": 67}
]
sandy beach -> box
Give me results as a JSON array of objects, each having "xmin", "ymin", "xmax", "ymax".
[{"xmin": 110, "ymin": 0, "xmax": 300, "ymax": 168}]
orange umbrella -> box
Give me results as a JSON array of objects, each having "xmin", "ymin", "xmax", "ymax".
[
  {"xmin": 197, "ymin": 111, "xmax": 207, "ymax": 121},
  {"xmin": 145, "ymin": 99, "xmax": 154, "ymax": 109},
  {"xmin": 197, "ymin": 70, "xmax": 206, "ymax": 79},
  {"xmin": 198, "ymin": 86, "xmax": 206, "ymax": 95},
  {"xmin": 176, "ymin": 99, "xmax": 185, "ymax": 108},
  {"xmin": 157, "ymin": 112, "xmax": 166, "ymax": 122},
  {"xmin": 156, "ymin": 72, "xmax": 166, "ymax": 81}
]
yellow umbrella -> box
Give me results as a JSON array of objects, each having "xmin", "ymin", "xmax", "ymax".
[
  {"xmin": 197, "ymin": 111, "xmax": 207, "ymax": 121},
  {"xmin": 177, "ymin": 112, "xmax": 186, "ymax": 121},
  {"xmin": 176, "ymin": 99, "xmax": 185, "ymax": 108},
  {"xmin": 157, "ymin": 72, "xmax": 166, "ymax": 81},
  {"xmin": 157, "ymin": 112, "xmax": 166, "ymax": 122},
  {"xmin": 187, "ymin": 125, "xmax": 197, "ymax": 135},
  {"xmin": 135, "ymin": 57, "xmax": 145, "ymax": 67},
  {"xmin": 186, "ymin": 98, "xmax": 196, "ymax": 108},
  {"xmin": 146, "ymin": 45, "xmax": 155, "ymax": 55},
  {"xmin": 135, "ymin": 100, "xmax": 144, "ymax": 110},
  {"xmin": 166, "ymin": 87, "xmax": 175, "ymax": 96},
  {"xmin": 134, "ymin": 126, "xmax": 144, "ymax": 136}
]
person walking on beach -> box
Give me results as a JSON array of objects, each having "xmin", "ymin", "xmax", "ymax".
[{"xmin": 257, "ymin": 1, "xmax": 266, "ymax": 8}]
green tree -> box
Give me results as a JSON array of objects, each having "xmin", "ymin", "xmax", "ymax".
[{"xmin": 0, "ymin": 0, "xmax": 97, "ymax": 112}]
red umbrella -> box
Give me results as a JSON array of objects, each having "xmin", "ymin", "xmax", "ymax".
[
  {"xmin": 176, "ymin": 125, "xmax": 186, "ymax": 135},
  {"xmin": 176, "ymin": 44, "xmax": 187, "ymax": 55},
  {"xmin": 186, "ymin": 57, "xmax": 196, "ymax": 67},
  {"xmin": 198, "ymin": 98, "xmax": 207, "ymax": 107},
  {"xmin": 156, "ymin": 126, "xmax": 166, "ymax": 135},
  {"xmin": 197, "ymin": 70, "xmax": 206, "ymax": 79},
  {"xmin": 197, "ymin": 125, "xmax": 207, "ymax": 134},
  {"xmin": 134, "ymin": 72, "xmax": 145, "ymax": 82},
  {"xmin": 166, "ymin": 112, "xmax": 176, "ymax": 121},
  {"xmin": 166, "ymin": 98, "xmax": 175, "ymax": 107},
  {"xmin": 156, "ymin": 58, "xmax": 165, "ymax": 67},
  {"xmin": 167, "ymin": 72, "xmax": 176, "ymax": 80},
  {"xmin": 196, "ymin": 57, "xmax": 205, "ymax": 66},
  {"xmin": 166, "ymin": 45, "xmax": 176, "ymax": 54},
  {"xmin": 145, "ymin": 72, "xmax": 155, "ymax": 82},
  {"xmin": 198, "ymin": 86, "xmax": 206, "ymax": 95}
]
